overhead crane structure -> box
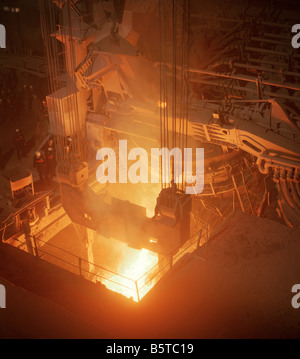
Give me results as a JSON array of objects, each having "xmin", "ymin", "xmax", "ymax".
[
  {"xmin": 0, "ymin": 0, "xmax": 299, "ymax": 304},
  {"xmin": 39, "ymin": 0, "xmax": 300, "ymax": 232}
]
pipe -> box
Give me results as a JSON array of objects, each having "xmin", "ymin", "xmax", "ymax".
[
  {"xmin": 277, "ymin": 182, "xmax": 300, "ymax": 228},
  {"xmin": 280, "ymin": 179, "xmax": 295, "ymax": 209},
  {"xmin": 257, "ymin": 153, "xmax": 300, "ymax": 175},
  {"xmin": 290, "ymin": 181, "xmax": 300, "ymax": 209},
  {"xmin": 256, "ymin": 157, "xmax": 273, "ymax": 175},
  {"xmin": 296, "ymin": 182, "xmax": 300, "ymax": 199},
  {"xmin": 188, "ymin": 66, "xmax": 300, "ymax": 93},
  {"xmin": 232, "ymin": 62, "xmax": 300, "ymax": 79}
]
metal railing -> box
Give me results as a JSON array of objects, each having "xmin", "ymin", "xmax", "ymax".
[
  {"xmin": 1, "ymin": 181, "xmax": 222, "ymax": 302},
  {"xmin": 1, "ymin": 223, "xmax": 213, "ymax": 302},
  {"xmin": 0, "ymin": 189, "xmax": 59, "ymax": 243}
]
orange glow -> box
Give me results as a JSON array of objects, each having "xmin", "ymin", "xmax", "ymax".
[
  {"xmin": 157, "ymin": 100, "xmax": 167, "ymax": 109},
  {"xmin": 85, "ymin": 180, "xmax": 161, "ymax": 301},
  {"xmin": 101, "ymin": 247, "xmax": 159, "ymax": 302}
]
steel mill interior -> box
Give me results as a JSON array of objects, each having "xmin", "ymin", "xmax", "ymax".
[{"xmin": 0, "ymin": 0, "xmax": 300, "ymax": 339}]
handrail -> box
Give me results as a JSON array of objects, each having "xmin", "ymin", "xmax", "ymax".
[
  {"xmin": 0, "ymin": 221, "xmax": 16, "ymax": 243},
  {"xmin": 36, "ymin": 236, "xmax": 137, "ymax": 282},
  {"xmin": 6, "ymin": 234, "xmax": 137, "ymax": 294},
  {"xmin": 137, "ymin": 229, "xmax": 209, "ymax": 293},
  {"xmin": 12, "ymin": 190, "xmax": 54, "ymax": 217},
  {"xmin": 3, "ymin": 212, "xmax": 221, "ymax": 302},
  {"xmin": 0, "ymin": 189, "xmax": 59, "ymax": 238},
  {"xmin": 2, "ymin": 212, "xmax": 14, "ymax": 224}
]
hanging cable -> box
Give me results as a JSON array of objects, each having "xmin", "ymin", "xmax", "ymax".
[
  {"xmin": 40, "ymin": 0, "xmax": 87, "ymax": 177},
  {"xmin": 158, "ymin": 0, "xmax": 191, "ymax": 191}
]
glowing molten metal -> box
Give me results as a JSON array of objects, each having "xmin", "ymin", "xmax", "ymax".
[{"xmin": 100, "ymin": 245, "xmax": 159, "ymax": 302}]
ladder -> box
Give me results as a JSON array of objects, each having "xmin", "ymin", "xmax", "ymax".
[{"xmin": 231, "ymin": 171, "xmax": 254, "ymax": 214}]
